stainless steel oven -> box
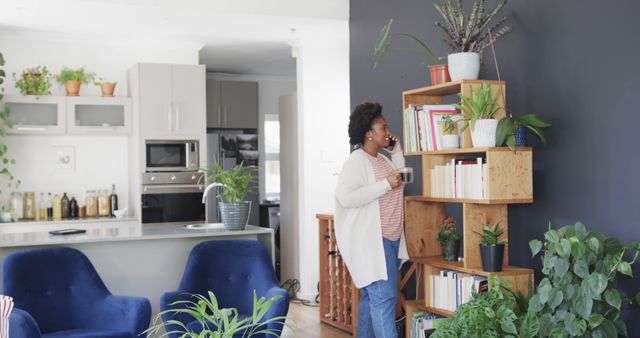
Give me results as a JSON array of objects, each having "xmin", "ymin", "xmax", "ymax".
[
  {"xmin": 145, "ymin": 140, "xmax": 199, "ymax": 172},
  {"xmin": 141, "ymin": 172, "xmax": 206, "ymax": 224}
]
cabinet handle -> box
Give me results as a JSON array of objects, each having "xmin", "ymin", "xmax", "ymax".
[
  {"xmin": 217, "ymin": 104, "xmax": 221, "ymax": 126},
  {"xmin": 16, "ymin": 126, "xmax": 46, "ymax": 131},
  {"xmin": 223, "ymin": 105, "xmax": 228, "ymax": 125},
  {"xmin": 175, "ymin": 103, "xmax": 180, "ymax": 131},
  {"xmin": 168, "ymin": 105, "xmax": 172, "ymax": 131}
]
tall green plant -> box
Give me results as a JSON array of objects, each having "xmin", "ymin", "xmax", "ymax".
[
  {"xmin": 144, "ymin": 290, "xmax": 286, "ymax": 338},
  {"xmin": 453, "ymin": 84, "xmax": 500, "ymax": 132},
  {"xmin": 526, "ymin": 222, "xmax": 640, "ymax": 337},
  {"xmin": 203, "ymin": 161, "xmax": 257, "ymax": 203},
  {"xmin": 373, "ymin": 18, "xmax": 440, "ymax": 69},
  {"xmin": 0, "ymin": 52, "xmax": 19, "ymax": 195},
  {"xmin": 434, "ymin": 0, "xmax": 512, "ymax": 53}
]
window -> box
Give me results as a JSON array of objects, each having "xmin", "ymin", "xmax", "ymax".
[{"xmin": 264, "ymin": 115, "xmax": 280, "ymax": 195}]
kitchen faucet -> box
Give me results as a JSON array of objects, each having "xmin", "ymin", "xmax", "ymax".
[{"xmin": 202, "ymin": 182, "xmax": 224, "ymax": 204}]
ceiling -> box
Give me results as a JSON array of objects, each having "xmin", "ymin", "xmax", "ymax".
[{"xmin": 0, "ymin": 0, "xmax": 349, "ymax": 76}]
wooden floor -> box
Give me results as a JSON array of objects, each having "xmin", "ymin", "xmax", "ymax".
[{"xmin": 281, "ymin": 302, "xmax": 352, "ymax": 338}]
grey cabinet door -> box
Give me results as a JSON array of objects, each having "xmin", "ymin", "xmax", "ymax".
[
  {"xmin": 206, "ymin": 80, "xmax": 222, "ymax": 128},
  {"xmin": 220, "ymin": 80, "xmax": 258, "ymax": 129}
]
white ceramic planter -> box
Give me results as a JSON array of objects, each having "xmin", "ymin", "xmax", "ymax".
[
  {"xmin": 471, "ymin": 119, "xmax": 499, "ymax": 147},
  {"xmin": 442, "ymin": 134, "xmax": 460, "ymax": 149},
  {"xmin": 448, "ymin": 52, "xmax": 480, "ymax": 80}
]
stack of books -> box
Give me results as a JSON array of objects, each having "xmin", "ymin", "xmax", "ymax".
[
  {"xmin": 404, "ymin": 104, "xmax": 461, "ymax": 152},
  {"xmin": 429, "ymin": 271, "xmax": 488, "ymax": 312},
  {"xmin": 429, "ymin": 157, "xmax": 487, "ymax": 199},
  {"xmin": 410, "ymin": 311, "xmax": 446, "ymax": 338}
]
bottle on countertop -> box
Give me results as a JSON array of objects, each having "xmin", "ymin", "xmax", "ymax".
[
  {"xmin": 46, "ymin": 192, "xmax": 53, "ymax": 220},
  {"xmin": 61, "ymin": 193, "xmax": 70, "ymax": 219},
  {"xmin": 86, "ymin": 190, "xmax": 98, "ymax": 217},
  {"xmin": 70, "ymin": 197, "xmax": 78, "ymax": 218},
  {"xmin": 9, "ymin": 192, "xmax": 23, "ymax": 221},
  {"xmin": 98, "ymin": 189, "xmax": 110, "ymax": 217},
  {"xmin": 39, "ymin": 192, "xmax": 46, "ymax": 221},
  {"xmin": 110, "ymin": 184, "xmax": 118, "ymax": 217},
  {"xmin": 52, "ymin": 194, "xmax": 62, "ymax": 221},
  {"xmin": 23, "ymin": 192, "xmax": 36, "ymax": 220}
]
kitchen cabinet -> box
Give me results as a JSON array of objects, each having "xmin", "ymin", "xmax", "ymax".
[
  {"xmin": 207, "ymin": 80, "xmax": 258, "ymax": 129},
  {"xmin": 138, "ymin": 64, "xmax": 206, "ymax": 138},
  {"xmin": 66, "ymin": 96, "xmax": 132, "ymax": 135},
  {"xmin": 2, "ymin": 95, "xmax": 131, "ymax": 135}
]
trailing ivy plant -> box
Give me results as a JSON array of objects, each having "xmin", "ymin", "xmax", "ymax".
[
  {"xmin": 431, "ymin": 275, "xmax": 538, "ymax": 338},
  {"xmin": 527, "ymin": 222, "xmax": 640, "ymax": 337},
  {"xmin": 0, "ymin": 52, "xmax": 20, "ymax": 195}
]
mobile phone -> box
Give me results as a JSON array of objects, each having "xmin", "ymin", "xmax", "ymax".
[
  {"xmin": 386, "ymin": 137, "xmax": 396, "ymax": 150},
  {"xmin": 49, "ymin": 229, "xmax": 87, "ymax": 236}
]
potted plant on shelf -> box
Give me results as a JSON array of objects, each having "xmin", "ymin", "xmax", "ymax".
[
  {"xmin": 435, "ymin": 0, "xmax": 512, "ymax": 80},
  {"xmin": 95, "ymin": 78, "xmax": 117, "ymax": 97},
  {"xmin": 13, "ymin": 66, "xmax": 52, "ymax": 97},
  {"xmin": 203, "ymin": 161, "xmax": 256, "ymax": 231},
  {"xmin": 476, "ymin": 221, "xmax": 506, "ymax": 272},
  {"xmin": 441, "ymin": 115, "xmax": 460, "ymax": 149},
  {"xmin": 144, "ymin": 290, "xmax": 286, "ymax": 337},
  {"xmin": 496, "ymin": 114, "xmax": 551, "ymax": 152},
  {"xmin": 454, "ymin": 84, "xmax": 500, "ymax": 147},
  {"xmin": 55, "ymin": 66, "xmax": 96, "ymax": 96},
  {"xmin": 437, "ymin": 217, "xmax": 461, "ymax": 262},
  {"xmin": 374, "ymin": 18, "xmax": 450, "ymax": 85}
]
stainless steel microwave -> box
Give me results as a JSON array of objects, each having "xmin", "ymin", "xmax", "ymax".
[{"xmin": 145, "ymin": 140, "xmax": 199, "ymax": 172}]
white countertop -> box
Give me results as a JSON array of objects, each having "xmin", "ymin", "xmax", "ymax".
[{"xmin": 0, "ymin": 223, "xmax": 273, "ymax": 248}]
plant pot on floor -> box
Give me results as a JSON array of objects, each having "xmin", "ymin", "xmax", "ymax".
[
  {"xmin": 428, "ymin": 64, "xmax": 451, "ymax": 85},
  {"xmin": 100, "ymin": 83, "xmax": 116, "ymax": 97},
  {"xmin": 448, "ymin": 52, "xmax": 480, "ymax": 81},
  {"xmin": 64, "ymin": 80, "xmax": 81, "ymax": 96},
  {"xmin": 441, "ymin": 239, "xmax": 460, "ymax": 262},
  {"xmin": 219, "ymin": 201, "xmax": 251, "ymax": 231},
  {"xmin": 442, "ymin": 134, "xmax": 459, "ymax": 149},
  {"xmin": 480, "ymin": 243, "xmax": 505, "ymax": 272},
  {"xmin": 471, "ymin": 119, "xmax": 498, "ymax": 147}
]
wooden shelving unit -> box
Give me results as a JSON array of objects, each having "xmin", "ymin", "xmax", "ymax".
[
  {"xmin": 402, "ymin": 80, "xmax": 535, "ymax": 318},
  {"xmin": 317, "ymin": 214, "xmax": 358, "ymax": 335}
]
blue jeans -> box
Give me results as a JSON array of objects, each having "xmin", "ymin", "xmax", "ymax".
[{"xmin": 357, "ymin": 238, "xmax": 400, "ymax": 338}]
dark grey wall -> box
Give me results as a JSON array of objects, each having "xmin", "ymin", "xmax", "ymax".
[{"xmin": 350, "ymin": 0, "xmax": 640, "ymax": 334}]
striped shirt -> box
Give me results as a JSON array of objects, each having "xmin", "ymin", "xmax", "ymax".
[{"xmin": 367, "ymin": 152, "xmax": 404, "ymax": 240}]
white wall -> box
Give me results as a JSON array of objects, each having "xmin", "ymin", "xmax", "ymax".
[{"xmin": 0, "ymin": 34, "xmax": 201, "ymax": 213}]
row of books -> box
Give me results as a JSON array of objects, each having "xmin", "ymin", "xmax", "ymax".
[
  {"xmin": 404, "ymin": 104, "xmax": 461, "ymax": 152},
  {"xmin": 429, "ymin": 271, "xmax": 488, "ymax": 312},
  {"xmin": 429, "ymin": 158, "xmax": 487, "ymax": 199},
  {"xmin": 410, "ymin": 311, "xmax": 445, "ymax": 338}
]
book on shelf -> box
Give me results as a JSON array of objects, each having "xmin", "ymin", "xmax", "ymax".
[
  {"xmin": 404, "ymin": 104, "xmax": 459, "ymax": 152},
  {"xmin": 429, "ymin": 272, "xmax": 487, "ymax": 312},
  {"xmin": 430, "ymin": 157, "xmax": 487, "ymax": 199},
  {"xmin": 410, "ymin": 311, "xmax": 446, "ymax": 338}
]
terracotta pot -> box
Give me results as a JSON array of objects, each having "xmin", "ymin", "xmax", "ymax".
[
  {"xmin": 428, "ymin": 64, "xmax": 451, "ymax": 85},
  {"xmin": 100, "ymin": 83, "xmax": 116, "ymax": 97},
  {"xmin": 65, "ymin": 80, "xmax": 81, "ymax": 96}
]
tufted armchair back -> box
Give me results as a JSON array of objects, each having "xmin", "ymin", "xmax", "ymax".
[
  {"xmin": 3, "ymin": 247, "xmax": 111, "ymax": 333},
  {"xmin": 178, "ymin": 240, "xmax": 279, "ymax": 315}
]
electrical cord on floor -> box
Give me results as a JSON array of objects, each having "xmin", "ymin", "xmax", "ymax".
[{"xmin": 280, "ymin": 278, "xmax": 320, "ymax": 307}]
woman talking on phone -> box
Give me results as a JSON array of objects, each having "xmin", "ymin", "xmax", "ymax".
[{"xmin": 334, "ymin": 102, "xmax": 409, "ymax": 338}]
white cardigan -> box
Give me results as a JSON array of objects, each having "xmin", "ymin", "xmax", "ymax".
[{"xmin": 334, "ymin": 148, "xmax": 409, "ymax": 288}]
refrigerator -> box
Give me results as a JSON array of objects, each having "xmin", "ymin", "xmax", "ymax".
[{"xmin": 206, "ymin": 130, "xmax": 260, "ymax": 225}]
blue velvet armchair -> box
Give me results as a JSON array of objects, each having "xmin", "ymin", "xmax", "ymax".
[
  {"xmin": 161, "ymin": 240, "xmax": 289, "ymax": 338},
  {"xmin": 3, "ymin": 247, "xmax": 151, "ymax": 338}
]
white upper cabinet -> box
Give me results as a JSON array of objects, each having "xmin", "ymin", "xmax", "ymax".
[
  {"xmin": 138, "ymin": 64, "xmax": 206, "ymax": 138},
  {"xmin": 3, "ymin": 95, "xmax": 66, "ymax": 135},
  {"xmin": 66, "ymin": 96, "xmax": 132, "ymax": 135},
  {"xmin": 2, "ymin": 95, "xmax": 131, "ymax": 135}
]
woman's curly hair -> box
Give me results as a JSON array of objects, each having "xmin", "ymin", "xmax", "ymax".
[{"xmin": 348, "ymin": 102, "xmax": 383, "ymax": 146}]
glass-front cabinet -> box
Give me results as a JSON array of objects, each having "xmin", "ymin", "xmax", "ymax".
[
  {"xmin": 66, "ymin": 97, "xmax": 131, "ymax": 135},
  {"xmin": 3, "ymin": 95, "xmax": 66, "ymax": 134},
  {"xmin": 1, "ymin": 95, "xmax": 131, "ymax": 135}
]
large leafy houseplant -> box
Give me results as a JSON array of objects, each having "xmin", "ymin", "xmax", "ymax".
[
  {"xmin": 13, "ymin": 66, "xmax": 52, "ymax": 96},
  {"xmin": 203, "ymin": 161, "xmax": 256, "ymax": 204},
  {"xmin": 526, "ymin": 222, "xmax": 640, "ymax": 337},
  {"xmin": 144, "ymin": 290, "xmax": 286, "ymax": 338},
  {"xmin": 431, "ymin": 275, "xmax": 537, "ymax": 338},
  {"xmin": 0, "ymin": 52, "xmax": 20, "ymax": 195},
  {"xmin": 496, "ymin": 114, "xmax": 552, "ymax": 151}
]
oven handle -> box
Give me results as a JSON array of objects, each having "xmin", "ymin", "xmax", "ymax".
[{"xmin": 142, "ymin": 184, "xmax": 204, "ymax": 194}]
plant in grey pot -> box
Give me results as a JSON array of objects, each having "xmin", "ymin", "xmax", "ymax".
[
  {"xmin": 203, "ymin": 161, "xmax": 256, "ymax": 231},
  {"xmin": 476, "ymin": 221, "xmax": 506, "ymax": 272},
  {"xmin": 437, "ymin": 217, "xmax": 461, "ymax": 262},
  {"xmin": 434, "ymin": 0, "xmax": 512, "ymax": 80}
]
